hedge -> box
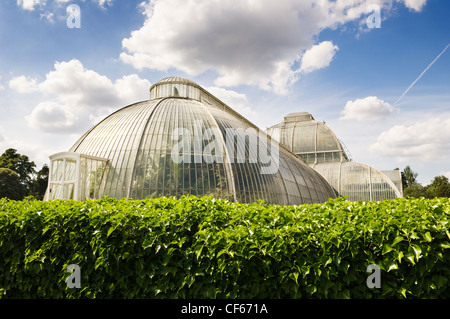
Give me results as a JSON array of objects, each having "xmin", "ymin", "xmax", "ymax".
[{"xmin": 0, "ymin": 195, "xmax": 449, "ymax": 298}]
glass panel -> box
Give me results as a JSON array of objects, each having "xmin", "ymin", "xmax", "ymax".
[
  {"xmin": 64, "ymin": 79, "xmax": 338, "ymax": 205},
  {"xmin": 52, "ymin": 159, "xmax": 64, "ymax": 182},
  {"xmin": 294, "ymin": 123, "xmax": 316, "ymax": 154},
  {"xmin": 65, "ymin": 159, "xmax": 76, "ymax": 181}
]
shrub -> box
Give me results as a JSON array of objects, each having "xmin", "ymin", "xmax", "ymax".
[{"xmin": 0, "ymin": 196, "xmax": 449, "ymax": 298}]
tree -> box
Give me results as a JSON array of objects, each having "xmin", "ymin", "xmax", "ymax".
[
  {"xmin": 0, "ymin": 148, "xmax": 36, "ymax": 196},
  {"xmin": 403, "ymin": 184, "xmax": 427, "ymax": 198},
  {"xmin": 31, "ymin": 164, "xmax": 49, "ymax": 200},
  {"xmin": 402, "ymin": 165, "xmax": 418, "ymax": 189},
  {"xmin": 426, "ymin": 175, "xmax": 450, "ymax": 198},
  {"xmin": 0, "ymin": 168, "xmax": 24, "ymax": 200},
  {"xmin": 0, "ymin": 148, "xmax": 36, "ymax": 200}
]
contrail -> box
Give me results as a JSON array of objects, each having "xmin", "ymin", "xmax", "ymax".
[{"xmin": 393, "ymin": 43, "xmax": 450, "ymax": 106}]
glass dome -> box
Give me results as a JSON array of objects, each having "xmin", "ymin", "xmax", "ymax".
[
  {"xmin": 311, "ymin": 162, "xmax": 402, "ymax": 201},
  {"xmin": 266, "ymin": 112, "xmax": 351, "ymax": 164},
  {"xmin": 266, "ymin": 112, "xmax": 402, "ymax": 201},
  {"xmin": 45, "ymin": 77, "xmax": 337, "ymax": 205}
]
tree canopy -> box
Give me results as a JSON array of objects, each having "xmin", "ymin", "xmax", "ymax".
[
  {"xmin": 402, "ymin": 164, "xmax": 450, "ymax": 199},
  {"xmin": 401, "ymin": 165, "xmax": 418, "ymax": 189},
  {"xmin": 0, "ymin": 168, "xmax": 24, "ymax": 200},
  {"xmin": 0, "ymin": 149, "xmax": 47, "ymax": 200}
]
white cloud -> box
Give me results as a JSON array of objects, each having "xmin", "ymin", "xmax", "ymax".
[
  {"xmin": 114, "ymin": 74, "xmax": 151, "ymax": 103},
  {"xmin": 403, "ymin": 0, "xmax": 427, "ymax": 12},
  {"xmin": 16, "ymin": 0, "xmax": 43, "ymax": 11},
  {"xmin": 120, "ymin": 0, "xmax": 425, "ymax": 95},
  {"xmin": 10, "ymin": 59, "xmax": 151, "ymax": 134},
  {"xmin": 26, "ymin": 101, "xmax": 79, "ymax": 133},
  {"xmin": 340, "ymin": 96, "xmax": 395, "ymax": 121},
  {"xmin": 370, "ymin": 117, "xmax": 450, "ymax": 161},
  {"xmin": 38, "ymin": 59, "xmax": 119, "ymax": 107},
  {"xmin": 205, "ymin": 86, "xmax": 256, "ymax": 119},
  {"xmin": 9, "ymin": 75, "xmax": 39, "ymax": 93},
  {"xmin": 95, "ymin": 0, "xmax": 113, "ymax": 9},
  {"xmin": 40, "ymin": 11, "xmax": 55, "ymax": 23},
  {"xmin": 441, "ymin": 171, "xmax": 450, "ymax": 179},
  {"xmin": 300, "ymin": 41, "xmax": 339, "ymax": 74},
  {"xmin": 0, "ymin": 126, "xmax": 54, "ymax": 167}
]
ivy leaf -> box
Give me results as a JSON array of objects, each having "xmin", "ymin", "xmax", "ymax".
[
  {"xmin": 289, "ymin": 272, "xmax": 299, "ymax": 284},
  {"xmin": 387, "ymin": 263, "xmax": 398, "ymax": 272},
  {"xmin": 195, "ymin": 245, "xmax": 203, "ymax": 260},
  {"xmin": 382, "ymin": 244, "xmax": 393, "ymax": 255},
  {"xmin": 392, "ymin": 236, "xmax": 404, "ymax": 246},
  {"xmin": 423, "ymin": 232, "xmax": 432, "ymax": 242},
  {"xmin": 409, "ymin": 244, "xmax": 422, "ymax": 261},
  {"xmin": 106, "ymin": 227, "xmax": 114, "ymax": 237},
  {"xmin": 142, "ymin": 239, "xmax": 152, "ymax": 249}
]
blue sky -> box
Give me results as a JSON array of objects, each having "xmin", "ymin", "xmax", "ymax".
[{"xmin": 0, "ymin": 0, "xmax": 449, "ymax": 186}]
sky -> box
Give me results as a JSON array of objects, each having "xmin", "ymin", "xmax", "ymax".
[{"xmin": 0, "ymin": 0, "xmax": 449, "ymax": 186}]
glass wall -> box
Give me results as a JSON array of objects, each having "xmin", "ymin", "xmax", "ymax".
[
  {"xmin": 266, "ymin": 119, "xmax": 349, "ymax": 165},
  {"xmin": 266, "ymin": 111, "xmax": 401, "ymax": 201},
  {"xmin": 46, "ymin": 152, "xmax": 109, "ymax": 201},
  {"xmin": 312, "ymin": 162, "xmax": 401, "ymax": 201},
  {"xmin": 55, "ymin": 77, "xmax": 337, "ymax": 205}
]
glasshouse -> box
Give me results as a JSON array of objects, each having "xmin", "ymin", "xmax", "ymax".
[
  {"xmin": 44, "ymin": 77, "xmax": 337, "ymax": 205},
  {"xmin": 266, "ymin": 112, "xmax": 403, "ymax": 201}
]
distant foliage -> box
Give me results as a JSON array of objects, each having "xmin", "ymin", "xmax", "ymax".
[
  {"xmin": 0, "ymin": 168, "xmax": 24, "ymax": 200},
  {"xmin": 404, "ymin": 175, "xmax": 450, "ymax": 199},
  {"xmin": 0, "ymin": 149, "xmax": 48, "ymax": 200},
  {"xmin": 0, "ymin": 196, "xmax": 450, "ymax": 299}
]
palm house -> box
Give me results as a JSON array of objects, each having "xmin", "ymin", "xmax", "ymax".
[
  {"xmin": 44, "ymin": 77, "xmax": 337, "ymax": 205},
  {"xmin": 266, "ymin": 112, "xmax": 403, "ymax": 201}
]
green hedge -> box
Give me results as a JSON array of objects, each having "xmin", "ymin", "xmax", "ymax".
[{"xmin": 0, "ymin": 195, "xmax": 449, "ymax": 298}]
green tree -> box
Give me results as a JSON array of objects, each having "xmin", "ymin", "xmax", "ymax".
[
  {"xmin": 31, "ymin": 164, "xmax": 49, "ymax": 200},
  {"xmin": 0, "ymin": 168, "xmax": 24, "ymax": 200},
  {"xmin": 426, "ymin": 175, "xmax": 450, "ymax": 198},
  {"xmin": 403, "ymin": 184, "xmax": 427, "ymax": 198},
  {"xmin": 0, "ymin": 148, "xmax": 36, "ymax": 196},
  {"xmin": 402, "ymin": 165, "xmax": 418, "ymax": 189}
]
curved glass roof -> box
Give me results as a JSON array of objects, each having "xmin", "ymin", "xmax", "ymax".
[
  {"xmin": 266, "ymin": 111, "xmax": 402, "ymax": 201},
  {"xmin": 59, "ymin": 77, "xmax": 337, "ymax": 204},
  {"xmin": 311, "ymin": 162, "xmax": 402, "ymax": 201},
  {"xmin": 266, "ymin": 112, "xmax": 351, "ymax": 164}
]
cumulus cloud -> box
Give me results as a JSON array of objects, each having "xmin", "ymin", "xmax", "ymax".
[
  {"xmin": 370, "ymin": 117, "xmax": 450, "ymax": 161},
  {"xmin": 9, "ymin": 75, "xmax": 39, "ymax": 93},
  {"xmin": 120, "ymin": 0, "xmax": 426, "ymax": 95},
  {"xmin": 205, "ymin": 86, "xmax": 256, "ymax": 120},
  {"xmin": 300, "ymin": 41, "xmax": 339, "ymax": 74},
  {"xmin": 340, "ymin": 96, "xmax": 395, "ymax": 121},
  {"xmin": 10, "ymin": 59, "xmax": 151, "ymax": 134},
  {"xmin": 403, "ymin": 0, "xmax": 427, "ymax": 11},
  {"xmin": 16, "ymin": 0, "xmax": 43, "ymax": 11},
  {"xmin": 26, "ymin": 101, "xmax": 79, "ymax": 133}
]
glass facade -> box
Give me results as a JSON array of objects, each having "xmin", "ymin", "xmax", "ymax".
[
  {"xmin": 46, "ymin": 152, "xmax": 109, "ymax": 201},
  {"xmin": 311, "ymin": 162, "xmax": 402, "ymax": 201},
  {"xmin": 46, "ymin": 77, "xmax": 337, "ymax": 205},
  {"xmin": 266, "ymin": 113, "xmax": 350, "ymax": 164},
  {"xmin": 266, "ymin": 112, "xmax": 402, "ymax": 201}
]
